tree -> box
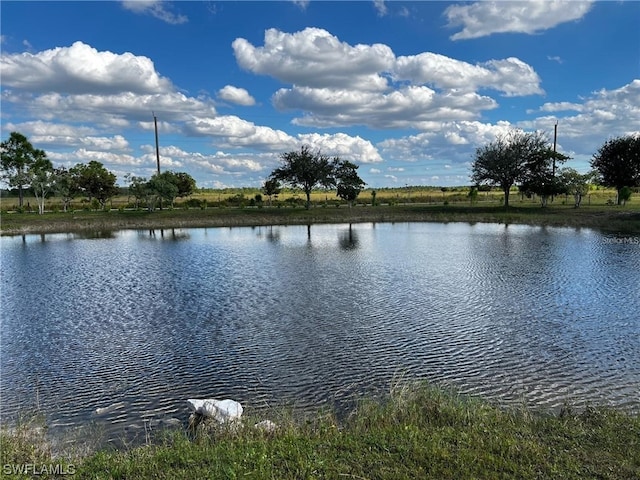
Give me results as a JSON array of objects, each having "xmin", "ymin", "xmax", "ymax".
[
  {"xmin": 149, "ymin": 172, "xmax": 180, "ymax": 208},
  {"xmin": 520, "ymin": 149, "xmax": 570, "ymax": 207},
  {"xmin": 128, "ymin": 175, "xmax": 151, "ymax": 210},
  {"xmin": 262, "ymin": 178, "xmax": 281, "ymax": 207},
  {"xmin": 1, "ymin": 132, "xmax": 42, "ymax": 208},
  {"xmin": 172, "ymin": 171, "xmax": 197, "ymax": 198},
  {"xmin": 471, "ymin": 130, "xmax": 555, "ymax": 207},
  {"xmin": 334, "ymin": 159, "xmax": 366, "ymax": 207},
  {"xmin": 591, "ymin": 135, "xmax": 640, "ymax": 205},
  {"xmin": 270, "ymin": 146, "xmax": 336, "ymax": 209},
  {"xmin": 73, "ymin": 161, "xmax": 119, "ymax": 210},
  {"xmin": 127, "ymin": 171, "xmax": 196, "ymax": 211},
  {"xmin": 28, "ymin": 155, "xmax": 54, "ymax": 214},
  {"xmin": 54, "ymin": 167, "xmax": 81, "ymax": 212},
  {"xmin": 557, "ymin": 168, "xmax": 593, "ymax": 208}
]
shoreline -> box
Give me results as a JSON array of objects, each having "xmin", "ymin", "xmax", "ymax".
[
  {"xmin": 2, "ymin": 204, "xmax": 640, "ymax": 236},
  {"xmin": 2, "ymin": 383, "xmax": 638, "ymax": 479}
]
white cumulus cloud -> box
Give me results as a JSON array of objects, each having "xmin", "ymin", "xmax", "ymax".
[
  {"xmin": 217, "ymin": 85, "xmax": 256, "ymax": 106},
  {"xmin": 445, "ymin": 0, "xmax": 594, "ymax": 40},
  {"xmin": 235, "ymin": 27, "xmax": 540, "ymax": 130},
  {"xmin": 297, "ymin": 132, "xmax": 383, "ymax": 163},
  {"xmin": 1, "ymin": 41, "xmax": 174, "ymax": 94},
  {"xmin": 233, "ymin": 27, "xmax": 394, "ymax": 92}
]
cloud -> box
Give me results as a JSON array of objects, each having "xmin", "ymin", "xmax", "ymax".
[
  {"xmin": 9, "ymin": 91, "xmax": 216, "ymax": 126},
  {"xmin": 276, "ymin": 85, "xmax": 497, "ymax": 129},
  {"xmin": 121, "ymin": 1, "xmax": 187, "ymax": 25},
  {"xmin": 373, "ymin": 0, "xmax": 387, "ymax": 17},
  {"xmin": 297, "ymin": 132, "xmax": 383, "ymax": 163},
  {"xmin": 1, "ymin": 41, "xmax": 174, "ymax": 94},
  {"xmin": 236, "ymin": 28, "xmax": 540, "ymax": 130},
  {"xmin": 531, "ymin": 102, "xmax": 583, "ymax": 113},
  {"xmin": 445, "ymin": 0, "xmax": 594, "ymax": 40},
  {"xmin": 395, "ymin": 53, "xmax": 543, "ymax": 96},
  {"xmin": 0, "ymin": 42, "xmax": 217, "ymax": 126},
  {"xmin": 184, "ymin": 115, "xmax": 297, "ymax": 151},
  {"xmin": 47, "ymin": 148, "xmax": 142, "ymax": 167},
  {"xmin": 156, "ymin": 146, "xmax": 267, "ymax": 173},
  {"xmin": 378, "ymin": 120, "xmax": 513, "ymax": 163},
  {"xmin": 519, "ymin": 79, "xmax": 640, "ymax": 154},
  {"xmin": 233, "ymin": 27, "xmax": 394, "ymax": 91},
  {"xmin": 217, "ymin": 85, "xmax": 256, "ymax": 106}
]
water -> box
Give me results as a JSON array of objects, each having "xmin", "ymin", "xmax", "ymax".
[{"xmin": 1, "ymin": 222, "xmax": 639, "ymax": 445}]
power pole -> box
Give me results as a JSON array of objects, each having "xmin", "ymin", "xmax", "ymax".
[
  {"xmin": 153, "ymin": 112, "xmax": 161, "ymax": 175},
  {"xmin": 153, "ymin": 112, "xmax": 162, "ymax": 210},
  {"xmin": 552, "ymin": 121, "xmax": 558, "ymax": 176}
]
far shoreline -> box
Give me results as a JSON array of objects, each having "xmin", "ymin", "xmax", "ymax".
[{"xmin": 2, "ymin": 203, "xmax": 640, "ymax": 236}]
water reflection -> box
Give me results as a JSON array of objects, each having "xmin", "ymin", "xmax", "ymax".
[
  {"xmin": 338, "ymin": 224, "xmax": 359, "ymax": 250},
  {"xmin": 138, "ymin": 229, "xmax": 190, "ymax": 241}
]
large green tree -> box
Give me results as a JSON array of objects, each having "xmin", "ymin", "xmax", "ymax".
[
  {"xmin": 73, "ymin": 160, "xmax": 119, "ymax": 209},
  {"xmin": 334, "ymin": 160, "xmax": 366, "ymax": 207},
  {"xmin": 1, "ymin": 132, "xmax": 45, "ymax": 208},
  {"xmin": 471, "ymin": 130, "xmax": 555, "ymax": 207},
  {"xmin": 270, "ymin": 146, "xmax": 336, "ymax": 209},
  {"xmin": 149, "ymin": 172, "xmax": 180, "ymax": 209},
  {"xmin": 591, "ymin": 135, "xmax": 640, "ymax": 204}
]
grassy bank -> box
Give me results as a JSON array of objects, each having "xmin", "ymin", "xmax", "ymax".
[
  {"xmin": 2, "ymin": 384, "xmax": 639, "ymax": 479},
  {"xmin": 2, "ymin": 203, "xmax": 640, "ymax": 236}
]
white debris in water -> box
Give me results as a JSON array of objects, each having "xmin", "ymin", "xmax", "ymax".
[
  {"xmin": 186, "ymin": 398, "xmax": 243, "ymax": 423},
  {"xmin": 95, "ymin": 402, "xmax": 126, "ymax": 415}
]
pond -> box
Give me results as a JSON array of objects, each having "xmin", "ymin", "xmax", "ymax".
[{"xmin": 1, "ymin": 222, "xmax": 639, "ymax": 446}]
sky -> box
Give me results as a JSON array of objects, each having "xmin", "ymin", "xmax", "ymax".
[{"xmin": 1, "ymin": 1, "xmax": 639, "ymax": 189}]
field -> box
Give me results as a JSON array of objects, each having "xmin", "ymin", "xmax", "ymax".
[{"xmin": 0, "ymin": 185, "xmax": 632, "ymax": 212}]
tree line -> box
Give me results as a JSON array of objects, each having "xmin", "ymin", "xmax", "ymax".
[
  {"xmin": 2, "ymin": 130, "xmax": 639, "ymax": 213},
  {"xmin": 471, "ymin": 130, "xmax": 640, "ymax": 207},
  {"xmin": 0, "ymin": 132, "xmax": 196, "ymax": 213}
]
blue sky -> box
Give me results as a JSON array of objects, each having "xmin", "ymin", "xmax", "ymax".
[{"xmin": 1, "ymin": 1, "xmax": 639, "ymax": 189}]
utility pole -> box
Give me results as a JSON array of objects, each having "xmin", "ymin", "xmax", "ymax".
[
  {"xmin": 153, "ymin": 112, "xmax": 162, "ymax": 210},
  {"xmin": 153, "ymin": 112, "xmax": 161, "ymax": 175},
  {"xmin": 552, "ymin": 121, "xmax": 558, "ymax": 177},
  {"xmin": 551, "ymin": 121, "xmax": 558, "ymax": 203}
]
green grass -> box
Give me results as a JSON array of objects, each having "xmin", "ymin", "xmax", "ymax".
[{"xmin": 2, "ymin": 384, "xmax": 638, "ymax": 479}]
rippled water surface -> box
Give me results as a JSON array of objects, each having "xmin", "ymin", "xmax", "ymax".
[{"xmin": 1, "ymin": 222, "xmax": 639, "ymax": 444}]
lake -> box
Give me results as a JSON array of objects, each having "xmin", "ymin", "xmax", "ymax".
[{"xmin": 1, "ymin": 222, "xmax": 639, "ymax": 446}]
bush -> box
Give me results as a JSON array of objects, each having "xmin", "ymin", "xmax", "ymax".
[{"xmin": 182, "ymin": 198, "xmax": 203, "ymax": 209}]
